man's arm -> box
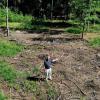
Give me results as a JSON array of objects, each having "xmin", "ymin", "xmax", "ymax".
[
  {"xmin": 52, "ymin": 58, "xmax": 59, "ymax": 62},
  {"xmin": 52, "ymin": 53, "xmax": 64, "ymax": 62}
]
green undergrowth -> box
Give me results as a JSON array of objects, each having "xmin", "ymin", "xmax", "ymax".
[
  {"xmin": 88, "ymin": 24, "xmax": 100, "ymax": 33},
  {"xmin": 89, "ymin": 37, "xmax": 100, "ymax": 47},
  {"xmin": 21, "ymin": 80, "xmax": 38, "ymax": 93},
  {"xmin": 42, "ymin": 82, "xmax": 59, "ymax": 99},
  {"xmin": 0, "ymin": 8, "xmax": 49, "ymax": 30},
  {"xmin": 0, "ymin": 38, "xmax": 23, "ymax": 57},
  {"xmin": 64, "ymin": 27, "xmax": 83, "ymax": 34},
  {"xmin": 0, "ymin": 61, "xmax": 17, "ymax": 83},
  {"xmin": 0, "ymin": 90, "xmax": 7, "ymax": 100},
  {"xmin": 47, "ymin": 85, "xmax": 58, "ymax": 99},
  {"xmin": 0, "ymin": 8, "xmax": 32, "ymax": 22}
]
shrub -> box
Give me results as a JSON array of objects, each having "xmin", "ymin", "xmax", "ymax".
[
  {"xmin": 65, "ymin": 27, "xmax": 82, "ymax": 34},
  {"xmin": 19, "ymin": 21, "xmax": 33, "ymax": 30}
]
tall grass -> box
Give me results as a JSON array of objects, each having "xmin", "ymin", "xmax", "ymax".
[{"xmin": 0, "ymin": 38, "xmax": 23, "ymax": 57}]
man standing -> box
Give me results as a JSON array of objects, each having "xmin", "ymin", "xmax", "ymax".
[{"xmin": 44, "ymin": 55, "xmax": 58, "ymax": 81}]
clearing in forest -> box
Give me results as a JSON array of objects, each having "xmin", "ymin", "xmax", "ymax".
[{"xmin": 0, "ymin": 30, "xmax": 100, "ymax": 100}]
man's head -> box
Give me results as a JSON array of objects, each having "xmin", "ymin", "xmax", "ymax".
[
  {"xmin": 45, "ymin": 54, "xmax": 50, "ymax": 61},
  {"xmin": 48, "ymin": 55, "xmax": 50, "ymax": 59}
]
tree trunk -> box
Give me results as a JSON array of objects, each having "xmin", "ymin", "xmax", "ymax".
[
  {"xmin": 51, "ymin": 0, "xmax": 53, "ymax": 19},
  {"xmin": 87, "ymin": 21, "xmax": 90, "ymax": 32},
  {"xmin": 93, "ymin": 20, "xmax": 95, "ymax": 26},
  {"xmin": 81, "ymin": 25, "xmax": 84, "ymax": 40},
  {"xmin": 6, "ymin": 0, "xmax": 9, "ymax": 36}
]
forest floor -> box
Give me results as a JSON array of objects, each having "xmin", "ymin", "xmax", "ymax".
[{"xmin": 0, "ymin": 29, "xmax": 100, "ymax": 100}]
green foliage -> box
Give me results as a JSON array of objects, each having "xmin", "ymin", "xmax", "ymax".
[
  {"xmin": 65, "ymin": 27, "xmax": 82, "ymax": 34},
  {"xmin": 19, "ymin": 21, "xmax": 33, "ymax": 30},
  {"xmin": 0, "ymin": 38, "xmax": 23, "ymax": 56},
  {"xmin": 0, "ymin": 90, "xmax": 7, "ymax": 100},
  {"xmin": 89, "ymin": 24, "xmax": 100, "ymax": 33},
  {"xmin": 0, "ymin": 22, "xmax": 21, "ymax": 28},
  {"xmin": 85, "ymin": 15, "xmax": 99, "ymax": 22},
  {"xmin": 95, "ymin": 8, "xmax": 100, "ymax": 12},
  {"xmin": 47, "ymin": 86, "xmax": 58, "ymax": 99},
  {"xmin": 89, "ymin": 37, "xmax": 100, "ymax": 47},
  {"xmin": 0, "ymin": 1, "xmax": 100, "ymax": 31},
  {"xmin": 67, "ymin": 20, "xmax": 79, "ymax": 25},
  {"xmin": 0, "ymin": 8, "xmax": 33, "ymax": 30},
  {"xmin": 0, "ymin": 8, "xmax": 6, "ymax": 22},
  {"xmin": 0, "ymin": 8, "xmax": 49, "ymax": 30},
  {"xmin": 0, "ymin": 8, "xmax": 32, "ymax": 22},
  {"xmin": 22, "ymin": 80, "xmax": 38, "ymax": 93},
  {"xmin": 9, "ymin": 11, "xmax": 32, "ymax": 23},
  {"xmin": 0, "ymin": 61, "xmax": 17, "ymax": 83}
]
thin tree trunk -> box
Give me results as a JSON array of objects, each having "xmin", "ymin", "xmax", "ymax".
[
  {"xmin": 6, "ymin": 0, "xmax": 9, "ymax": 36},
  {"xmin": 81, "ymin": 25, "xmax": 84, "ymax": 39},
  {"xmin": 93, "ymin": 20, "xmax": 95, "ymax": 26},
  {"xmin": 87, "ymin": 21, "xmax": 90, "ymax": 32},
  {"xmin": 51, "ymin": 0, "xmax": 53, "ymax": 19}
]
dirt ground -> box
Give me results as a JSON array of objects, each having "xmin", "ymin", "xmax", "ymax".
[{"xmin": 0, "ymin": 30, "xmax": 100, "ymax": 100}]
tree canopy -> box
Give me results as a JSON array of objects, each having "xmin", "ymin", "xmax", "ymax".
[{"xmin": 0, "ymin": 0, "xmax": 100, "ymax": 21}]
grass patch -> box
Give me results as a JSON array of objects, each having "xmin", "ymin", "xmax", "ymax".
[
  {"xmin": 22, "ymin": 80, "xmax": 38, "ymax": 93},
  {"xmin": 47, "ymin": 85, "xmax": 58, "ymax": 100},
  {"xmin": 47, "ymin": 87, "xmax": 57, "ymax": 99},
  {"xmin": 0, "ymin": 21, "xmax": 49, "ymax": 31},
  {"xmin": 89, "ymin": 24, "xmax": 100, "ymax": 33},
  {"xmin": 0, "ymin": 38, "xmax": 23, "ymax": 57},
  {"xmin": 67, "ymin": 19, "xmax": 80, "ymax": 25},
  {"xmin": 0, "ymin": 61, "xmax": 17, "ymax": 83},
  {"xmin": 0, "ymin": 22, "xmax": 21, "ymax": 28},
  {"xmin": 89, "ymin": 37, "xmax": 100, "ymax": 47},
  {"xmin": 64, "ymin": 27, "xmax": 83, "ymax": 34},
  {"xmin": 0, "ymin": 90, "xmax": 7, "ymax": 100}
]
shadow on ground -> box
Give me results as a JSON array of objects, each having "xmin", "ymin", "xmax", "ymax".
[{"xmin": 27, "ymin": 76, "xmax": 45, "ymax": 81}]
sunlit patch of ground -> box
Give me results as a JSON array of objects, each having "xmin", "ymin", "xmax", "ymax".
[{"xmin": 84, "ymin": 32, "xmax": 100, "ymax": 40}]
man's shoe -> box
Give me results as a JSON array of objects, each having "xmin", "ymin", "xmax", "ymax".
[{"xmin": 48, "ymin": 78, "xmax": 52, "ymax": 80}]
